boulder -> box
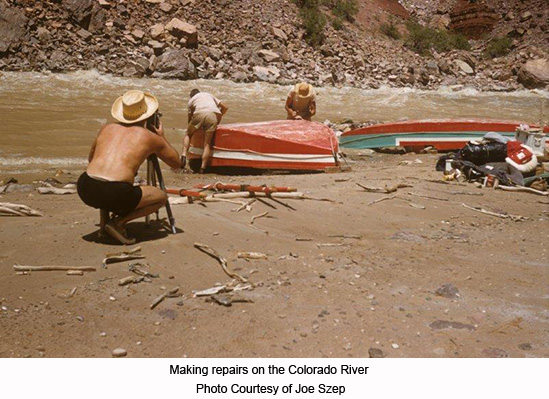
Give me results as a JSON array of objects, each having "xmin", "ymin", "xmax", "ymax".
[
  {"xmin": 454, "ymin": 59, "xmax": 474, "ymax": 75},
  {"xmin": 153, "ymin": 49, "xmax": 197, "ymax": 80},
  {"xmin": 164, "ymin": 18, "xmax": 198, "ymax": 47},
  {"xmin": 426, "ymin": 60, "xmax": 439, "ymax": 74},
  {"xmin": 160, "ymin": 3, "xmax": 173, "ymax": 13},
  {"xmin": 258, "ymin": 49, "xmax": 280, "ymax": 63},
  {"xmin": 252, "ymin": 65, "xmax": 280, "ymax": 82},
  {"xmin": 36, "ymin": 27, "xmax": 52, "ymax": 43},
  {"xmin": 520, "ymin": 11, "xmax": 532, "ymax": 22},
  {"xmin": 0, "ymin": 2, "xmax": 28, "ymax": 54},
  {"xmin": 131, "ymin": 29, "xmax": 145, "ymax": 41},
  {"xmin": 62, "ymin": 0, "xmax": 106, "ymax": 32},
  {"xmin": 518, "ymin": 59, "xmax": 549, "ymax": 89},
  {"xmin": 271, "ymin": 26, "xmax": 287, "ymax": 42},
  {"xmin": 150, "ymin": 23, "xmax": 165, "ymax": 39},
  {"xmin": 231, "ymin": 70, "xmax": 248, "ymax": 82}
]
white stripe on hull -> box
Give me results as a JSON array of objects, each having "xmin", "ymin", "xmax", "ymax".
[
  {"xmin": 395, "ymin": 136, "xmax": 491, "ymax": 145},
  {"xmin": 189, "ymin": 147, "xmax": 336, "ymax": 164}
]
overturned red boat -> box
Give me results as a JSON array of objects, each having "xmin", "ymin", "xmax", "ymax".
[{"xmin": 188, "ymin": 120, "xmax": 340, "ymax": 171}]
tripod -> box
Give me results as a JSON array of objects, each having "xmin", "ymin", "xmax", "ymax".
[{"xmin": 145, "ymin": 154, "xmax": 177, "ymax": 234}]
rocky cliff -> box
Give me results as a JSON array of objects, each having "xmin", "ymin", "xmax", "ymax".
[{"xmin": 0, "ymin": 0, "xmax": 547, "ymax": 90}]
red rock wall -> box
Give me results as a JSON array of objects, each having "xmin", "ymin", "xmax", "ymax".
[{"xmin": 449, "ymin": 0, "xmax": 499, "ymax": 39}]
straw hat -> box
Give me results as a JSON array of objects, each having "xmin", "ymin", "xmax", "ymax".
[
  {"xmin": 295, "ymin": 82, "xmax": 314, "ymax": 99},
  {"xmin": 111, "ymin": 90, "xmax": 159, "ymax": 124}
]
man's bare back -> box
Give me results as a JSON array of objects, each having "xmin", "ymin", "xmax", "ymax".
[{"xmin": 87, "ymin": 123, "xmax": 179, "ymax": 183}]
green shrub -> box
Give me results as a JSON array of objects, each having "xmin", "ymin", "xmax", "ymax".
[
  {"xmin": 294, "ymin": 0, "xmax": 326, "ymax": 46},
  {"xmin": 332, "ymin": 16, "xmax": 344, "ymax": 30},
  {"xmin": 301, "ymin": 7, "xmax": 326, "ymax": 46},
  {"xmin": 405, "ymin": 21, "xmax": 470, "ymax": 55},
  {"xmin": 380, "ymin": 22, "xmax": 401, "ymax": 40},
  {"xmin": 332, "ymin": 0, "xmax": 359, "ymax": 22},
  {"xmin": 485, "ymin": 37, "xmax": 512, "ymax": 58}
]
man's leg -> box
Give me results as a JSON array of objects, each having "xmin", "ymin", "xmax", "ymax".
[
  {"xmin": 181, "ymin": 124, "xmax": 197, "ymax": 167},
  {"xmin": 201, "ymin": 129, "xmax": 215, "ymax": 172},
  {"xmin": 104, "ymin": 186, "xmax": 167, "ymax": 244},
  {"xmin": 100, "ymin": 209, "xmax": 110, "ymax": 229},
  {"xmin": 116, "ymin": 186, "xmax": 167, "ymax": 226}
]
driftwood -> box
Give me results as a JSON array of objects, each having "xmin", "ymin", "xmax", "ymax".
[
  {"xmin": 0, "ymin": 202, "xmax": 43, "ymax": 217},
  {"xmin": 232, "ymin": 199, "xmax": 256, "ymax": 212},
  {"xmin": 102, "ymin": 246, "xmax": 144, "ymax": 268},
  {"xmin": 250, "ymin": 211, "xmax": 269, "ymax": 225},
  {"xmin": 194, "ymin": 243, "xmax": 248, "ymax": 283},
  {"xmin": 150, "ymin": 286, "xmax": 181, "ymax": 310},
  {"xmin": 357, "ymin": 183, "xmax": 413, "ymax": 193},
  {"xmin": 118, "ymin": 275, "xmax": 145, "ymax": 286},
  {"xmin": 193, "ymin": 283, "xmax": 253, "ymax": 298},
  {"xmin": 128, "ymin": 263, "xmax": 158, "ymax": 278},
  {"xmin": 367, "ymin": 195, "xmax": 397, "ymax": 206},
  {"xmin": 194, "ymin": 285, "xmax": 228, "ymax": 297},
  {"xmin": 496, "ymin": 185, "xmax": 549, "ymax": 196},
  {"xmin": 238, "ymin": 252, "xmax": 268, "ymax": 260},
  {"xmin": 296, "ymin": 237, "xmax": 313, "ymax": 241},
  {"xmin": 37, "ymin": 187, "xmax": 76, "ymax": 195},
  {"xmin": 461, "ymin": 203, "xmax": 530, "ymax": 222},
  {"xmin": 66, "ymin": 270, "xmax": 84, "ymax": 276},
  {"xmin": 317, "ymin": 243, "xmax": 348, "ymax": 248},
  {"xmin": 13, "ymin": 265, "xmax": 96, "ymax": 272},
  {"xmin": 328, "ymin": 234, "xmax": 362, "ymax": 239}
]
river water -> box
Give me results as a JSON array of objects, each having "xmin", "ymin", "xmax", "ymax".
[{"xmin": 1, "ymin": 70, "xmax": 547, "ymax": 180}]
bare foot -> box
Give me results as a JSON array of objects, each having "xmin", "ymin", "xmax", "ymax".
[{"xmin": 104, "ymin": 220, "xmax": 136, "ymax": 245}]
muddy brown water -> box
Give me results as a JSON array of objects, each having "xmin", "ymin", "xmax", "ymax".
[{"xmin": 1, "ymin": 70, "xmax": 547, "ymax": 180}]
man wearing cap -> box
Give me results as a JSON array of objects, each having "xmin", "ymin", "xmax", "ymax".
[
  {"xmin": 285, "ymin": 82, "xmax": 316, "ymax": 121},
  {"xmin": 77, "ymin": 90, "xmax": 181, "ymax": 244},
  {"xmin": 181, "ymin": 89, "xmax": 229, "ymax": 174}
]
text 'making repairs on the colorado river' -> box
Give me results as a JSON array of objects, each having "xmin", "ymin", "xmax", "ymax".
[{"xmin": 170, "ymin": 364, "xmax": 369, "ymax": 395}]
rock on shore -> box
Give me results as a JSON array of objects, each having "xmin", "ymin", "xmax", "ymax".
[{"xmin": 0, "ymin": 0, "xmax": 547, "ymax": 90}]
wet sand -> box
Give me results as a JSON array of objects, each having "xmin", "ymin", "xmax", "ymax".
[{"xmin": 0, "ymin": 152, "xmax": 548, "ymax": 358}]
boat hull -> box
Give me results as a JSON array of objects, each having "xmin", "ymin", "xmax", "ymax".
[
  {"xmin": 339, "ymin": 119, "xmax": 548, "ymax": 151},
  {"xmin": 189, "ymin": 120, "xmax": 339, "ymax": 171}
]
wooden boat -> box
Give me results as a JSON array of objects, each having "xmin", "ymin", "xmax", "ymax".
[
  {"xmin": 188, "ymin": 120, "xmax": 340, "ymax": 171},
  {"xmin": 339, "ymin": 119, "xmax": 549, "ymax": 151}
]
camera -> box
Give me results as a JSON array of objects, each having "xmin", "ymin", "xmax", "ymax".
[{"xmin": 147, "ymin": 110, "xmax": 162, "ymax": 131}]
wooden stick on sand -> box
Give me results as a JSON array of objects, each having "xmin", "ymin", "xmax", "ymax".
[
  {"xmin": 461, "ymin": 203, "xmax": 530, "ymax": 222},
  {"xmin": 0, "ymin": 202, "xmax": 43, "ymax": 217},
  {"xmin": 367, "ymin": 195, "xmax": 397, "ymax": 206},
  {"xmin": 13, "ymin": 265, "xmax": 96, "ymax": 272},
  {"xmin": 250, "ymin": 211, "xmax": 269, "ymax": 225},
  {"xmin": 194, "ymin": 243, "xmax": 248, "ymax": 283}
]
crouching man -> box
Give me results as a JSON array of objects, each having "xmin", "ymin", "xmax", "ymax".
[{"xmin": 77, "ymin": 90, "xmax": 181, "ymax": 244}]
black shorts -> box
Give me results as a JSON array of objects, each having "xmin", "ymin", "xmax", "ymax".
[{"xmin": 77, "ymin": 172, "xmax": 142, "ymax": 216}]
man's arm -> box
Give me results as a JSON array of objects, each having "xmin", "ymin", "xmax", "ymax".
[
  {"xmin": 151, "ymin": 122, "xmax": 181, "ymax": 169},
  {"xmin": 285, "ymin": 94, "xmax": 296, "ymax": 119},
  {"xmin": 309, "ymin": 100, "xmax": 316, "ymax": 117},
  {"xmin": 219, "ymin": 102, "xmax": 228, "ymax": 116}
]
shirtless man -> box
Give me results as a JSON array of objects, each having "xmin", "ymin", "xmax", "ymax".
[
  {"xmin": 285, "ymin": 82, "xmax": 316, "ymax": 121},
  {"xmin": 77, "ymin": 90, "xmax": 181, "ymax": 244},
  {"xmin": 181, "ymin": 89, "xmax": 228, "ymax": 174}
]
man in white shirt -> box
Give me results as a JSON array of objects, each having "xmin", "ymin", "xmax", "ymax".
[{"xmin": 181, "ymin": 89, "xmax": 228, "ymax": 173}]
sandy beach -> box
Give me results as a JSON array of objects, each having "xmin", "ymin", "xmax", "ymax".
[{"xmin": 1, "ymin": 151, "xmax": 547, "ymax": 358}]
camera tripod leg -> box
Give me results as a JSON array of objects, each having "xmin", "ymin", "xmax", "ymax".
[{"xmin": 145, "ymin": 159, "xmax": 152, "ymax": 225}]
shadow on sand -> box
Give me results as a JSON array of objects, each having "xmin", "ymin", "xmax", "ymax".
[{"xmin": 82, "ymin": 219, "xmax": 181, "ymax": 245}]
